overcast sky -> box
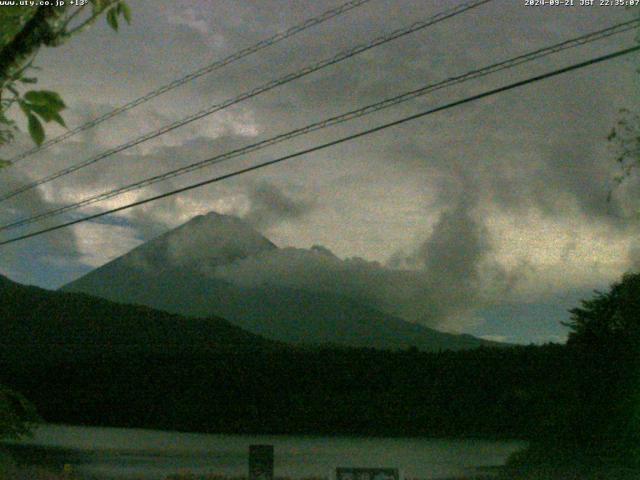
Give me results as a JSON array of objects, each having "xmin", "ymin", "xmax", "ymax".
[{"xmin": 0, "ymin": 0, "xmax": 638, "ymax": 343}]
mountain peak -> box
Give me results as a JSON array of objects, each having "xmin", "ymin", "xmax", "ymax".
[
  {"xmin": 129, "ymin": 211, "xmax": 278, "ymax": 273},
  {"xmin": 68, "ymin": 212, "xmax": 277, "ymax": 282},
  {"xmin": 192, "ymin": 211, "xmax": 230, "ymax": 222},
  {"xmin": 164, "ymin": 211, "xmax": 277, "ymax": 265},
  {"xmin": 62, "ymin": 212, "xmax": 496, "ymax": 352}
]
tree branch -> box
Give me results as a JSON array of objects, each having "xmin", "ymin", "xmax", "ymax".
[
  {"xmin": 0, "ymin": 6, "xmax": 61, "ymax": 86},
  {"xmin": 66, "ymin": 0, "xmax": 120, "ymax": 36}
]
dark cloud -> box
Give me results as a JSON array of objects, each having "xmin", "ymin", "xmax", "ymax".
[
  {"xmin": 215, "ymin": 195, "xmax": 514, "ymax": 330},
  {"xmin": 0, "ymin": 168, "xmax": 81, "ymax": 285},
  {"xmin": 413, "ymin": 196, "xmax": 490, "ymax": 320},
  {"xmin": 0, "ymin": 0, "xmax": 637, "ymax": 341},
  {"xmin": 627, "ymin": 242, "xmax": 640, "ymax": 272},
  {"xmin": 243, "ymin": 181, "xmax": 314, "ymax": 229}
]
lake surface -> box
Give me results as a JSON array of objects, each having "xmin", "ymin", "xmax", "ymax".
[{"xmin": 4, "ymin": 424, "xmax": 525, "ymax": 479}]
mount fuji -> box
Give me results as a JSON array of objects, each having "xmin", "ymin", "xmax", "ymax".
[{"xmin": 62, "ymin": 212, "xmax": 497, "ymax": 351}]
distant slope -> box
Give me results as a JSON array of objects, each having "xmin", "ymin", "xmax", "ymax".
[
  {"xmin": 62, "ymin": 212, "xmax": 498, "ymax": 351},
  {"xmin": 0, "ymin": 278, "xmax": 563, "ymax": 439},
  {"xmin": 0, "ymin": 273, "xmax": 275, "ymax": 364}
]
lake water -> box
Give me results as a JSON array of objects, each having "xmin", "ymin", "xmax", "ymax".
[{"xmin": 4, "ymin": 424, "xmax": 525, "ymax": 479}]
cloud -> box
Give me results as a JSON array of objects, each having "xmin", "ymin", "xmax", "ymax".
[
  {"xmin": 72, "ymin": 221, "xmax": 142, "ymax": 268},
  {"xmin": 0, "ymin": 0, "xmax": 637, "ymax": 345},
  {"xmin": 479, "ymin": 334, "xmax": 508, "ymax": 343},
  {"xmin": 627, "ymin": 243, "xmax": 640, "ymax": 272},
  {"xmin": 214, "ymin": 197, "xmax": 513, "ymax": 330},
  {"xmin": 242, "ymin": 181, "xmax": 315, "ymax": 229},
  {"xmin": 0, "ymin": 167, "xmax": 81, "ymax": 284},
  {"xmin": 214, "ymin": 245, "xmax": 433, "ymax": 323}
]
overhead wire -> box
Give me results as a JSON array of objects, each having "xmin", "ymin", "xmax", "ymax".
[
  {"xmin": 0, "ymin": 0, "xmax": 492, "ymax": 203},
  {"xmin": 5, "ymin": 0, "xmax": 376, "ymax": 164},
  {"xmin": 1, "ymin": 44, "xmax": 638, "ymax": 247},
  {"xmin": 0, "ymin": 19, "xmax": 637, "ymax": 234}
]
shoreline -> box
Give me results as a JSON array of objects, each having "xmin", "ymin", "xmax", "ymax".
[
  {"xmin": 15, "ymin": 421, "xmax": 530, "ymax": 442},
  {"xmin": 6, "ymin": 444, "xmax": 640, "ymax": 480},
  {"xmin": 0, "ymin": 443, "xmax": 505, "ymax": 480}
]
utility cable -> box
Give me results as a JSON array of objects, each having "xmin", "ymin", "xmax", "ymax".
[
  {"xmin": 0, "ymin": 19, "xmax": 636, "ymax": 233},
  {"xmin": 1, "ymin": 44, "xmax": 637, "ymax": 246},
  {"xmin": 0, "ymin": 0, "xmax": 492, "ymax": 202},
  {"xmin": 5, "ymin": 0, "xmax": 376, "ymax": 164}
]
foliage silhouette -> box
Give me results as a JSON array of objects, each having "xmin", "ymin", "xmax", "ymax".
[
  {"xmin": 0, "ymin": 1, "xmax": 131, "ymax": 162},
  {"xmin": 503, "ymin": 272, "xmax": 640, "ymax": 478}
]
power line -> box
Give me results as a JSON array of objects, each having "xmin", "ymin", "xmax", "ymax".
[
  {"xmin": 0, "ymin": 0, "xmax": 492, "ymax": 203},
  {"xmin": 1, "ymin": 19, "xmax": 637, "ymax": 233},
  {"xmin": 5, "ymin": 0, "xmax": 375, "ymax": 165},
  {"xmin": 1, "ymin": 44, "xmax": 637, "ymax": 247}
]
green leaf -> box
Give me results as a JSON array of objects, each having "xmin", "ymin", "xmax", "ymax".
[
  {"xmin": 90, "ymin": 0, "xmax": 107, "ymax": 9},
  {"xmin": 89, "ymin": 0, "xmax": 110, "ymax": 12},
  {"xmin": 50, "ymin": 111, "xmax": 66, "ymax": 128},
  {"xmin": 0, "ymin": 159, "xmax": 11, "ymax": 169},
  {"xmin": 27, "ymin": 113, "xmax": 44, "ymax": 146},
  {"xmin": 17, "ymin": 100, "xmax": 31, "ymax": 116},
  {"xmin": 19, "ymin": 77, "xmax": 37, "ymax": 84},
  {"xmin": 107, "ymin": 8, "xmax": 119, "ymax": 31},
  {"xmin": 119, "ymin": 2, "xmax": 131, "ymax": 24},
  {"xmin": 27, "ymin": 103, "xmax": 66, "ymax": 127},
  {"xmin": 40, "ymin": 110, "xmax": 66, "ymax": 128},
  {"xmin": 24, "ymin": 90, "xmax": 65, "ymax": 110}
]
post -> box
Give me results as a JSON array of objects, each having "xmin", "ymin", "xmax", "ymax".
[
  {"xmin": 336, "ymin": 468, "xmax": 400, "ymax": 480},
  {"xmin": 249, "ymin": 444, "xmax": 274, "ymax": 480}
]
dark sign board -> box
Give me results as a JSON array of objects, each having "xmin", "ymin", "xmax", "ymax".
[
  {"xmin": 336, "ymin": 468, "xmax": 400, "ymax": 480},
  {"xmin": 249, "ymin": 444, "xmax": 274, "ymax": 480}
]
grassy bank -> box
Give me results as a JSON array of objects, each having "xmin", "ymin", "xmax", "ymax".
[
  {"xmin": 0, "ymin": 446, "xmax": 499, "ymax": 480},
  {"xmin": 498, "ymin": 442, "xmax": 640, "ymax": 480},
  {"xmin": 0, "ymin": 448, "xmax": 74, "ymax": 480}
]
